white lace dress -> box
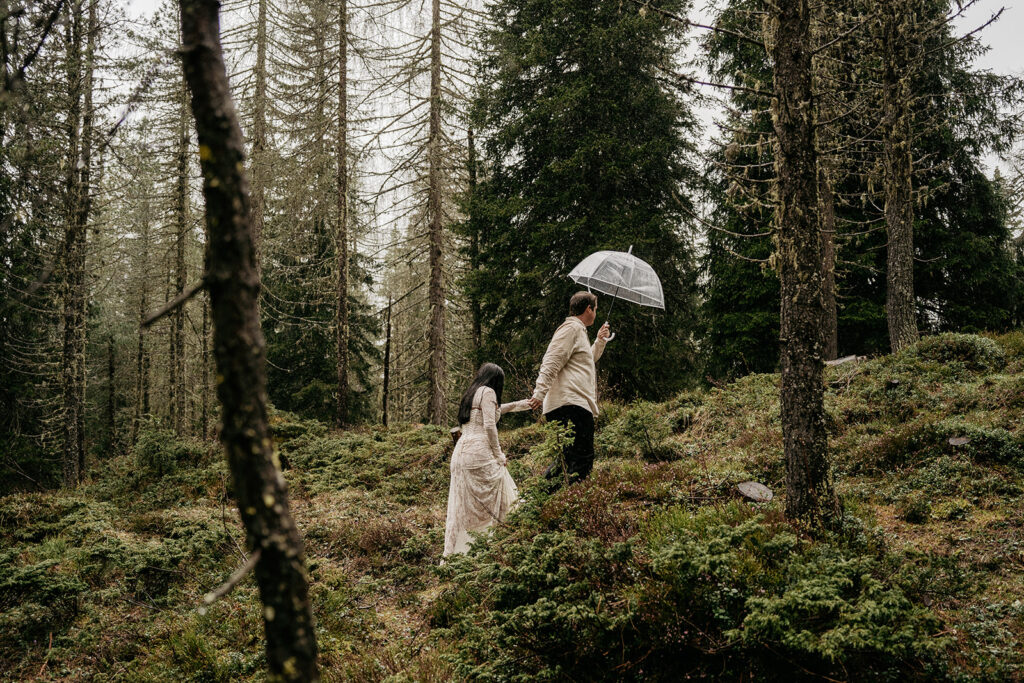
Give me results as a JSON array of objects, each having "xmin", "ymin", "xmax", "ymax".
[{"xmin": 443, "ymin": 387, "xmax": 525, "ymax": 556}]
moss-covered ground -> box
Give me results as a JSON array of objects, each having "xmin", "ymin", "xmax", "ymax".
[{"xmin": 2, "ymin": 332, "xmax": 1023, "ymax": 680}]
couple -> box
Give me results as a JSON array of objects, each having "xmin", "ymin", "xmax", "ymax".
[{"xmin": 443, "ymin": 291, "xmax": 612, "ymax": 557}]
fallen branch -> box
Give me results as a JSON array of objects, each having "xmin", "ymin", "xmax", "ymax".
[{"xmin": 202, "ymin": 548, "xmax": 261, "ymax": 606}]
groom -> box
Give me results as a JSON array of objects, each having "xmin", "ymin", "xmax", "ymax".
[{"xmin": 528, "ymin": 291, "xmax": 611, "ymax": 486}]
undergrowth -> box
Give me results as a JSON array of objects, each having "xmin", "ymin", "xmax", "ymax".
[{"xmin": 1, "ymin": 333, "xmax": 1023, "ymax": 680}]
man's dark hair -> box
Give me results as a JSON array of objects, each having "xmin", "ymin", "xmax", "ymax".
[{"xmin": 569, "ymin": 291, "xmax": 597, "ymax": 316}]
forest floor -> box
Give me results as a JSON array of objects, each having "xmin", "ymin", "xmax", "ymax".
[{"xmin": 2, "ymin": 332, "xmax": 1024, "ymax": 681}]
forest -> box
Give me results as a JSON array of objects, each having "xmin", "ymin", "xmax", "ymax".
[{"xmin": 2, "ymin": 0, "xmax": 1024, "ymax": 679}]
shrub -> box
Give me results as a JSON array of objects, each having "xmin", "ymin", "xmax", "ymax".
[
  {"xmin": 133, "ymin": 427, "xmax": 210, "ymax": 479},
  {"xmin": 598, "ymin": 401, "xmax": 677, "ymax": 462},
  {"xmin": 850, "ymin": 419, "xmax": 1024, "ymax": 473},
  {"xmin": 443, "ymin": 507, "xmax": 945, "ymax": 681},
  {"xmin": 910, "ymin": 334, "xmax": 1006, "ymax": 372},
  {"xmin": 0, "ymin": 551, "xmax": 86, "ymax": 650},
  {"xmin": 898, "ymin": 492, "xmax": 931, "ymax": 524}
]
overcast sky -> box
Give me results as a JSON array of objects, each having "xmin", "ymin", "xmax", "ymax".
[{"xmin": 127, "ymin": 0, "xmax": 1022, "ymax": 172}]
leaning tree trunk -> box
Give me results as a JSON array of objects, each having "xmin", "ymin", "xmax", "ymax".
[
  {"xmin": 769, "ymin": 0, "xmax": 839, "ymax": 530},
  {"xmin": 881, "ymin": 5, "xmax": 918, "ymax": 352},
  {"xmin": 425, "ymin": 0, "xmax": 446, "ymax": 425},
  {"xmin": 177, "ymin": 1, "xmax": 319, "ymax": 679},
  {"xmin": 334, "ymin": 0, "xmax": 350, "ymax": 427}
]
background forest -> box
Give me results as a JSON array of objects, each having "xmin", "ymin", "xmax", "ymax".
[
  {"xmin": 1, "ymin": 0, "xmax": 1022, "ymax": 489},
  {"xmin": 3, "ymin": 0, "xmax": 1024, "ymax": 680}
]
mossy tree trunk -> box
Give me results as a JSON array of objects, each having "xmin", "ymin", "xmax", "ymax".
[
  {"xmin": 769, "ymin": 0, "xmax": 840, "ymax": 530},
  {"xmin": 335, "ymin": 0, "xmax": 350, "ymax": 428},
  {"xmin": 173, "ymin": 75, "xmax": 189, "ymax": 435},
  {"xmin": 426, "ymin": 0, "xmax": 446, "ymax": 425},
  {"xmin": 881, "ymin": 2, "xmax": 918, "ymax": 352},
  {"xmin": 177, "ymin": 0, "xmax": 319, "ymax": 679},
  {"xmin": 61, "ymin": 0, "xmax": 94, "ymax": 486}
]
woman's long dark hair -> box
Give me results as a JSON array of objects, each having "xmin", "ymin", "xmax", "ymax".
[{"xmin": 457, "ymin": 363, "xmax": 505, "ymax": 425}]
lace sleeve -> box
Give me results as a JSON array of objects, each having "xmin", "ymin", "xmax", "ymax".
[
  {"xmin": 500, "ymin": 399, "xmax": 531, "ymax": 415},
  {"xmin": 480, "ymin": 387, "xmax": 505, "ymax": 464}
]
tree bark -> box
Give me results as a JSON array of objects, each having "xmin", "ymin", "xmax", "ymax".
[
  {"xmin": 426, "ymin": 0, "xmax": 446, "ymax": 425},
  {"xmin": 61, "ymin": 0, "xmax": 90, "ymax": 486},
  {"xmin": 818, "ymin": 158, "xmax": 838, "ymax": 361},
  {"xmin": 107, "ymin": 335, "xmax": 116, "ymax": 450},
  {"xmin": 334, "ymin": 0, "xmax": 350, "ymax": 427},
  {"xmin": 468, "ymin": 126, "xmax": 481, "ymax": 356},
  {"xmin": 202, "ymin": 290, "xmax": 209, "ymax": 440},
  {"xmin": 173, "ymin": 75, "xmax": 189, "ymax": 435},
  {"xmin": 882, "ymin": 4, "xmax": 918, "ymax": 352},
  {"xmin": 177, "ymin": 0, "xmax": 319, "ymax": 679},
  {"xmin": 251, "ymin": 0, "xmax": 267, "ymax": 282},
  {"xmin": 382, "ymin": 297, "xmax": 391, "ymax": 426},
  {"xmin": 769, "ymin": 0, "xmax": 839, "ymax": 529}
]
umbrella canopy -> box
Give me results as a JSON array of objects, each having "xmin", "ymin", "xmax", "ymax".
[{"xmin": 568, "ymin": 247, "xmax": 665, "ymax": 310}]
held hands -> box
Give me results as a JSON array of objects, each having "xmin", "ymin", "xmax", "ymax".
[{"xmin": 527, "ymin": 397, "xmax": 542, "ymax": 411}]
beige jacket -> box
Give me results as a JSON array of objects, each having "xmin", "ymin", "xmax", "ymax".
[{"xmin": 532, "ymin": 316, "xmax": 607, "ymax": 416}]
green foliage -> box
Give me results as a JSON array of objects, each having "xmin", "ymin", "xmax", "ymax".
[
  {"xmin": 597, "ymin": 400, "xmax": 677, "ymax": 461},
  {"xmin": 910, "ymin": 333, "xmax": 1007, "ymax": 372},
  {"xmin": 441, "ymin": 506, "xmax": 944, "ymax": 681},
  {"xmin": 700, "ymin": 0, "xmax": 1024, "ymax": 381},
  {"xmin": 134, "ymin": 426, "xmax": 211, "ymax": 478},
  {"xmin": 897, "ymin": 491, "xmax": 931, "ymax": 524},
  {"xmin": 6, "ymin": 334, "xmax": 1024, "ymax": 678},
  {"xmin": 463, "ymin": 0, "xmax": 701, "ymax": 400}
]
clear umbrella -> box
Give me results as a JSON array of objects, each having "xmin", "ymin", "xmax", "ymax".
[{"xmin": 568, "ymin": 246, "xmax": 664, "ymax": 341}]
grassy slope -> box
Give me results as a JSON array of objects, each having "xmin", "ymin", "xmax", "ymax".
[{"xmin": 1, "ymin": 332, "xmax": 1023, "ymax": 681}]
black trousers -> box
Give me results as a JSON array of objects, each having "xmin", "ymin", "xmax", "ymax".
[{"xmin": 543, "ymin": 404, "xmax": 595, "ymax": 486}]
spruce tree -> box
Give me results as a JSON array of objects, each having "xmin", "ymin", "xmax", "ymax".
[{"xmin": 466, "ymin": 0, "xmax": 701, "ymax": 400}]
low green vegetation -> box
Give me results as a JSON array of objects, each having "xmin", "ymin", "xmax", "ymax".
[{"xmin": 2, "ymin": 332, "xmax": 1023, "ymax": 681}]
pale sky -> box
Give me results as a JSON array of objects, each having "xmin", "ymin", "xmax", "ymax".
[{"xmin": 126, "ymin": 0, "xmax": 1022, "ymax": 172}]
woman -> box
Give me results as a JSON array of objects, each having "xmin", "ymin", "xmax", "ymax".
[{"xmin": 443, "ymin": 363, "xmax": 529, "ymax": 557}]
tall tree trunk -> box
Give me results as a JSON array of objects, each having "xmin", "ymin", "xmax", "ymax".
[
  {"xmin": 770, "ymin": 0, "xmax": 839, "ymax": 529},
  {"xmin": 811, "ymin": 8, "xmax": 838, "ymax": 362},
  {"xmin": 173, "ymin": 76, "xmax": 189, "ymax": 435},
  {"xmin": 426, "ymin": 0, "xmax": 446, "ymax": 425},
  {"xmin": 133, "ymin": 289, "xmax": 146, "ymax": 444},
  {"xmin": 251, "ymin": 0, "xmax": 267, "ymax": 282},
  {"xmin": 143, "ymin": 350, "xmax": 150, "ymax": 416},
  {"xmin": 166, "ymin": 265, "xmax": 174, "ymax": 422},
  {"xmin": 133, "ymin": 193, "xmax": 151, "ymax": 445},
  {"xmin": 106, "ymin": 335, "xmax": 115, "ymax": 450},
  {"xmin": 882, "ymin": 5, "xmax": 918, "ymax": 352},
  {"xmin": 202, "ymin": 290, "xmax": 209, "ymax": 439},
  {"xmin": 468, "ymin": 126, "xmax": 481, "ymax": 356},
  {"xmin": 817, "ymin": 159, "xmax": 838, "ymax": 361},
  {"xmin": 177, "ymin": 1, "xmax": 319, "ymax": 679},
  {"xmin": 334, "ymin": 0, "xmax": 350, "ymax": 427},
  {"xmin": 61, "ymin": 0, "xmax": 89, "ymax": 486},
  {"xmin": 382, "ymin": 297, "xmax": 391, "ymax": 426}
]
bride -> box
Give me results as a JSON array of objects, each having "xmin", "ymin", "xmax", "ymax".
[{"xmin": 443, "ymin": 363, "xmax": 529, "ymax": 557}]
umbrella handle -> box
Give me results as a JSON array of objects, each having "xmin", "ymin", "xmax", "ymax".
[{"xmin": 603, "ymin": 321, "xmax": 615, "ymax": 343}]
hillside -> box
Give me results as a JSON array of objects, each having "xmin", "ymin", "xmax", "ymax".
[{"xmin": 2, "ymin": 332, "xmax": 1023, "ymax": 681}]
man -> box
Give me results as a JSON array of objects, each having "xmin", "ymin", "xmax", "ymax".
[{"xmin": 528, "ymin": 291, "xmax": 611, "ymax": 486}]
